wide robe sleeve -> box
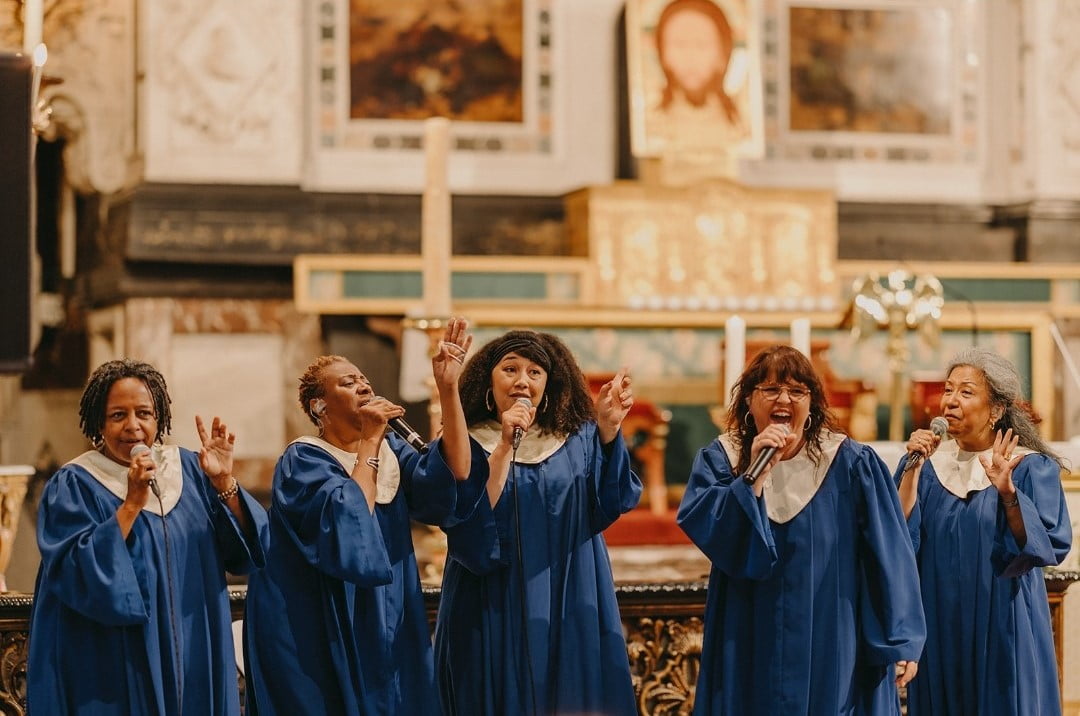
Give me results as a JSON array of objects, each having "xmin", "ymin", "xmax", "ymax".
[
  {"xmin": 586, "ymin": 425, "xmax": 643, "ymax": 534},
  {"xmin": 853, "ymin": 444, "xmax": 927, "ymax": 665},
  {"xmin": 181, "ymin": 450, "xmax": 268, "ymax": 575},
  {"xmin": 36, "ymin": 467, "xmax": 148, "ymax": 626},
  {"xmin": 395, "ymin": 435, "xmax": 458, "ymax": 526},
  {"xmin": 892, "ymin": 456, "xmax": 926, "ymax": 554},
  {"xmin": 442, "ymin": 438, "xmax": 509, "ymax": 576},
  {"xmin": 676, "ymin": 441, "xmax": 777, "ymax": 580},
  {"xmin": 992, "ymin": 453, "xmax": 1071, "ymax": 578},
  {"xmin": 274, "ymin": 443, "xmax": 392, "ymax": 586}
]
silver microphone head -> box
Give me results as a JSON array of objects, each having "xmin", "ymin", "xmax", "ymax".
[
  {"xmin": 129, "ymin": 443, "xmax": 151, "ymax": 459},
  {"xmin": 516, "ymin": 397, "xmax": 533, "ymax": 408},
  {"xmin": 929, "ymin": 416, "xmax": 949, "ymax": 437}
]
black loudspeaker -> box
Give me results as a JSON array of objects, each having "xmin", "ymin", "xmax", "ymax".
[{"xmin": 0, "ymin": 53, "xmax": 33, "ymax": 373}]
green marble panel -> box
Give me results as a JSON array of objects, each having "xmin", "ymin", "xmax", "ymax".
[{"xmin": 342, "ymin": 271, "xmax": 422, "ymax": 299}]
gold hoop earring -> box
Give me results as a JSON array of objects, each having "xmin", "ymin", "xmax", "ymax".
[
  {"xmin": 804, "ymin": 415, "xmax": 812, "ymax": 431},
  {"xmin": 485, "ymin": 389, "xmax": 495, "ymax": 413},
  {"xmin": 744, "ymin": 411, "xmax": 753, "ymax": 427}
]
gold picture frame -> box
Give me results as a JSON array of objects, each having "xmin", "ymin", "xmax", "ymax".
[{"xmin": 626, "ymin": 0, "xmax": 763, "ymax": 161}]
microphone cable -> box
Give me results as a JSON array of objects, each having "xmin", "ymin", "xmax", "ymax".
[
  {"xmin": 154, "ymin": 483, "xmax": 183, "ymax": 715},
  {"xmin": 510, "ymin": 443, "xmax": 540, "ymax": 716}
]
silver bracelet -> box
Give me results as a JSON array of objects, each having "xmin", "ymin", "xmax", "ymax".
[
  {"xmin": 365, "ymin": 456, "xmax": 380, "ymax": 471},
  {"xmin": 216, "ymin": 478, "xmax": 239, "ymax": 502}
]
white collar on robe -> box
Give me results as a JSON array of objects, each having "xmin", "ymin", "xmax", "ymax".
[
  {"xmin": 469, "ymin": 420, "xmax": 567, "ymax": 465},
  {"xmin": 718, "ymin": 430, "xmax": 846, "ymax": 524},
  {"xmin": 69, "ymin": 445, "xmax": 184, "ymax": 516},
  {"xmin": 292, "ymin": 435, "xmax": 400, "ymax": 504},
  {"xmin": 928, "ymin": 439, "xmax": 1034, "ymax": 499}
]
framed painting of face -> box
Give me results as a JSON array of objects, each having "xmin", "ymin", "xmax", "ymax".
[
  {"xmin": 626, "ymin": 0, "xmax": 763, "ymax": 160},
  {"xmin": 307, "ymin": 0, "xmax": 619, "ymax": 194}
]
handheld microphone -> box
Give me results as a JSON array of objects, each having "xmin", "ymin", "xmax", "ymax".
[
  {"xmin": 743, "ymin": 424, "xmax": 791, "ymax": 484},
  {"xmin": 512, "ymin": 397, "xmax": 533, "ymax": 450},
  {"xmin": 905, "ymin": 416, "xmax": 949, "ymax": 466},
  {"xmin": 373, "ymin": 397, "xmax": 429, "ymax": 454},
  {"xmin": 129, "ymin": 443, "xmax": 161, "ymax": 498}
]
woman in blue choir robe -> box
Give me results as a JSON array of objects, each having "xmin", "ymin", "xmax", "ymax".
[
  {"xmin": 243, "ymin": 317, "xmax": 474, "ymax": 715},
  {"xmin": 28, "ymin": 359, "xmax": 268, "ymax": 716},
  {"xmin": 898, "ymin": 348, "xmax": 1071, "ymax": 715},
  {"xmin": 434, "ymin": 330, "xmax": 642, "ymax": 716},
  {"xmin": 678, "ymin": 345, "xmax": 926, "ymax": 715}
]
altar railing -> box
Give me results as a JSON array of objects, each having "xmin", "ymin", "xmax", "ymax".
[{"xmin": 0, "ymin": 573, "xmax": 1074, "ymax": 715}]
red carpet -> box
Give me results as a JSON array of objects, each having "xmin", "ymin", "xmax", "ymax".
[{"xmin": 603, "ymin": 507, "xmax": 691, "ymax": 546}]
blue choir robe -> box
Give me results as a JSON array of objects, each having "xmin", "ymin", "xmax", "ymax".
[
  {"xmin": 434, "ymin": 421, "xmax": 643, "ymax": 716},
  {"xmin": 678, "ymin": 432, "xmax": 926, "ymax": 716},
  {"xmin": 897, "ymin": 441, "xmax": 1071, "ymax": 715},
  {"xmin": 28, "ymin": 446, "xmax": 268, "ymax": 716},
  {"xmin": 244, "ymin": 433, "xmax": 464, "ymax": 716}
]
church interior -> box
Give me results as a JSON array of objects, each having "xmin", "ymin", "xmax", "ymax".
[{"xmin": 3, "ymin": 0, "xmax": 1080, "ymax": 712}]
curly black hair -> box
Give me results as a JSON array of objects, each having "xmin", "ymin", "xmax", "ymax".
[
  {"xmin": 78, "ymin": 359, "xmax": 172, "ymax": 445},
  {"xmin": 460, "ymin": 330, "xmax": 595, "ymax": 436},
  {"xmin": 723, "ymin": 344, "xmax": 840, "ymax": 474}
]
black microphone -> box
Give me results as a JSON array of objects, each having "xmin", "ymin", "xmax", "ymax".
[
  {"xmin": 905, "ymin": 416, "xmax": 949, "ymax": 466},
  {"xmin": 374, "ymin": 397, "xmax": 429, "ymax": 454},
  {"xmin": 129, "ymin": 443, "xmax": 161, "ymax": 498},
  {"xmin": 512, "ymin": 397, "xmax": 532, "ymax": 450},
  {"xmin": 743, "ymin": 424, "xmax": 791, "ymax": 484}
]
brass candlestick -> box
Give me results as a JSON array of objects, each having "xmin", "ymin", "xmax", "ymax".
[{"xmin": 850, "ymin": 270, "xmax": 944, "ymax": 441}]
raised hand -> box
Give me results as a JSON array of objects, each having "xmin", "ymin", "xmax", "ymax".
[
  {"xmin": 979, "ymin": 428, "xmax": 1023, "ymax": 495},
  {"xmin": 596, "ymin": 367, "xmax": 633, "ymax": 445},
  {"xmin": 196, "ymin": 415, "xmax": 236, "ymax": 491},
  {"xmin": 432, "ymin": 316, "xmax": 473, "ymax": 389}
]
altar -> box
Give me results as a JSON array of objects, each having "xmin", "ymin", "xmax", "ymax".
[{"xmin": 0, "ymin": 565, "xmax": 1073, "ymax": 715}]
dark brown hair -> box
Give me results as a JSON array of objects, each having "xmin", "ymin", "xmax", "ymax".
[
  {"xmin": 459, "ymin": 330, "xmax": 595, "ymax": 436},
  {"xmin": 723, "ymin": 345, "xmax": 840, "ymax": 473}
]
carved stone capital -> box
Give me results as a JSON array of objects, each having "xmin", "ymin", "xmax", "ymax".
[{"xmin": 35, "ymin": 0, "xmax": 139, "ymax": 195}]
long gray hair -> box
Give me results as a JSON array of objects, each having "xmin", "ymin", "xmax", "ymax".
[{"xmin": 946, "ymin": 347, "xmax": 1064, "ymax": 469}]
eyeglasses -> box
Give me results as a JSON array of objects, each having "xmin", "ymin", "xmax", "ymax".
[{"xmin": 755, "ymin": 384, "xmax": 810, "ymax": 402}]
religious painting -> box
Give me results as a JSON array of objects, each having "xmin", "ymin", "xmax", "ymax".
[
  {"xmin": 760, "ymin": 0, "xmax": 980, "ymax": 164},
  {"xmin": 309, "ymin": 0, "xmax": 617, "ymax": 194},
  {"xmin": 626, "ymin": 0, "xmax": 763, "ymax": 160},
  {"xmin": 788, "ymin": 6, "xmax": 951, "ymax": 134},
  {"xmin": 348, "ymin": 0, "xmax": 524, "ymax": 122}
]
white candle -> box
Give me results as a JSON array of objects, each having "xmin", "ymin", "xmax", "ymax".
[
  {"xmin": 22, "ymin": 0, "xmax": 43, "ymax": 54},
  {"xmin": 724, "ymin": 315, "xmax": 746, "ymax": 403},
  {"xmin": 421, "ymin": 117, "xmax": 452, "ymax": 317},
  {"xmin": 790, "ymin": 317, "xmax": 811, "ymax": 357},
  {"xmin": 60, "ymin": 180, "xmax": 75, "ymax": 278}
]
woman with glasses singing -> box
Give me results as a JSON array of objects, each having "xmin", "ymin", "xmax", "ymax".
[{"xmin": 678, "ymin": 345, "xmax": 926, "ymax": 715}]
